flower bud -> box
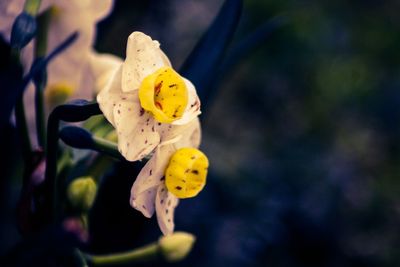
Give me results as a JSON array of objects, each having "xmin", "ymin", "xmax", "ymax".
[
  {"xmin": 10, "ymin": 12, "xmax": 37, "ymax": 50},
  {"xmin": 67, "ymin": 177, "xmax": 97, "ymax": 212},
  {"xmin": 158, "ymin": 232, "xmax": 196, "ymax": 262}
]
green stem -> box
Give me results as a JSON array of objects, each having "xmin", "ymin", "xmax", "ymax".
[
  {"xmin": 15, "ymin": 98, "xmax": 32, "ymax": 161},
  {"xmin": 24, "ymin": 0, "xmax": 42, "ymax": 16},
  {"xmin": 34, "ymin": 81, "xmax": 46, "ymax": 147},
  {"xmin": 56, "ymin": 150, "xmax": 72, "ymax": 175},
  {"xmin": 45, "ymin": 110, "xmax": 60, "ymax": 222},
  {"xmin": 44, "ymin": 102, "xmax": 102, "ymax": 223},
  {"xmin": 80, "ymin": 214, "xmax": 89, "ymax": 230},
  {"xmin": 73, "ymin": 249, "xmax": 89, "ymax": 267},
  {"xmin": 54, "ymin": 150, "xmax": 72, "ymax": 219},
  {"xmin": 83, "ymin": 115, "xmax": 105, "ymax": 131},
  {"xmin": 84, "ymin": 243, "xmax": 160, "ymax": 265},
  {"xmin": 34, "ymin": 9, "xmax": 51, "ymax": 147},
  {"xmin": 35, "ymin": 10, "xmax": 51, "ymax": 57},
  {"xmin": 93, "ymin": 124, "xmax": 114, "ymax": 139},
  {"xmin": 92, "ymin": 136, "xmax": 121, "ymax": 160}
]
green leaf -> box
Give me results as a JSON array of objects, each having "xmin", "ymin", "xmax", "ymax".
[{"xmin": 180, "ymin": 0, "xmax": 242, "ymax": 106}]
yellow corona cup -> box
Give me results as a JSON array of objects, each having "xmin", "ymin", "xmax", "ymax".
[
  {"xmin": 139, "ymin": 67, "xmax": 188, "ymax": 124},
  {"xmin": 165, "ymin": 148, "xmax": 209, "ymax": 199}
]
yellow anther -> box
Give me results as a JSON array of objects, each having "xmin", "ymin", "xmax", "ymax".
[
  {"xmin": 165, "ymin": 148, "xmax": 209, "ymax": 199},
  {"xmin": 139, "ymin": 67, "xmax": 188, "ymax": 124},
  {"xmin": 45, "ymin": 82, "xmax": 74, "ymax": 108}
]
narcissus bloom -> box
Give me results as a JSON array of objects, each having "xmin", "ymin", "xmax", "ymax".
[
  {"xmin": 1, "ymin": 0, "xmax": 114, "ymax": 147},
  {"xmin": 130, "ymin": 119, "xmax": 209, "ymax": 235},
  {"xmin": 97, "ymin": 31, "xmax": 201, "ymax": 161},
  {"xmin": 1, "ymin": 0, "xmax": 114, "ymax": 100}
]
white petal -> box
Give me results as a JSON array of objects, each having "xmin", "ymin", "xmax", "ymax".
[
  {"xmin": 89, "ymin": 51, "xmax": 122, "ymax": 93},
  {"xmin": 89, "ymin": 52, "xmax": 123, "ymax": 78},
  {"xmin": 155, "ymin": 123, "xmax": 183, "ymax": 143},
  {"xmin": 97, "ymin": 66, "xmax": 131, "ymax": 126},
  {"xmin": 46, "ymin": 3, "xmax": 95, "ymax": 95},
  {"xmin": 156, "ymin": 184, "xmax": 179, "ymax": 235},
  {"xmin": 89, "ymin": 0, "xmax": 114, "ymax": 21},
  {"xmin": 175, "ymin": 118, "xmax": 201, "ymax": 149},
  {"xmin": 121, "ymin": 32, "xmax": 171, "ymax": 92},
  {"xmin": 156, "ymin": 117, "xmax": 201, "ymax": 148},
  {"xmin": 131, "ymin": 186, "xmax": 158, "ymax": 218},
  {"xmin": 172, "ymin": 78, "xmax": 201, "ymax": 125},
  {"xmin": 130, "ymin": 144, "xmax": 176, "ymax": 198},
  {"xmin": 112, "ymin": 93, "xmax": 161, "ymax": 161}
]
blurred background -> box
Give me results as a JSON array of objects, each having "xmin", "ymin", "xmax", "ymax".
[{"xmin": 2, "ymin": 0, "xmax": 400, "ymax": 266}]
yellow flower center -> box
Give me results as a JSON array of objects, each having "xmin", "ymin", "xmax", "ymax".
[
  {"xmin": 165, "ymin": 148, "xmax": 209, "ymax": 199},
  {"xmin": 45, "ymin": 82, "xmax": 74, "ymax": 108},
  {"xmin": 139, "ymin": 67, "xmax": 188, "ymax": 124}
]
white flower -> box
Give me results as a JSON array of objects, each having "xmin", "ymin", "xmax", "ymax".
[
  {"xmin": 1, "ymin": 0, "xmax": 114, "ymax": 98},
  {"xmin": 97, "ymin": 31, "xmax": 201, "ymax": 162},
  {"xmin": 43, "ymin": 0, "xmax": 114, "ymax": 100},
  {"xmin": 1, "ymin": 0, "xmax": 115, "ymax": 147},
  {"xmin": 130, "ymin": 118, "xmax": 208, "ymax": 235}
]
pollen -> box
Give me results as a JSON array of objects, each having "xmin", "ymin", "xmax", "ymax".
[
  {"xmin": 165, "ymin": 148, "xmax": 209, "ymax": 199},
  {"xmin": 139, "ymin": 67, "xmax": 188, "ymax": 123}
]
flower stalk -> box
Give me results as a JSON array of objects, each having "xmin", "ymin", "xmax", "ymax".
[
  {"xmin": 15, "ymin": 99, "xmax": 32, "ymax": 161},
  {"xmin": 44, "ymin": 101, "xmax": 102, "ymax": 222},
  {"xmin": 34, "ymin": 9, "xmax": 52, "ymax": 147},
  {"xmin": 83, "ymin": 232, "xmax": 196, "ymax": 265},
  {"xmin": 83, "ymin": 243, "xmax": 159, "ymax": 265}
]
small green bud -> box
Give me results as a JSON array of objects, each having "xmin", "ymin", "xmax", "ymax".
[
  {"xmin": 158, "ymin": 232, "xmax": 196, "ymax": 262},
  {"xmin": 67, "ymin": 176, "xmax": 97, "ymax": 212}
]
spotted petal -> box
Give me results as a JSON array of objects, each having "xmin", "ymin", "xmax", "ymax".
[
  {"xmin": 154, "ymin": 117, "xmax": 201, "ymax": 148},
  {"xmin": 130, "ymin": 144, "xmax": 176, "ymax": 197},
  {"xmin": 156, "ymin": 183, "xmax": 179, "ymax": 235},
  {"xmin": 97, "ymin": 65, "xmax": 132, "ymax": 126},
  {"xmin": 112, "ymin": 92, "xmax": 161, "ymax": 161},
  {"xmin": 172, "ymin": 78, "xmax": 201, "ymax": 125},
  {"xmin": 131, "ymin": 187, "xmax": 158, "ymax": 218},
  {"xmin": 122, "ymin": 32, "xmax": 171, "ymax": 92}
]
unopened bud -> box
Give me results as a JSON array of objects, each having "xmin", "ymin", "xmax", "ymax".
[
  {"xmin": 158, "ymin": 232, "xmax": 196, "ymax": 262},
  {"xmin": 67, "ymin": 177, "xmax": 97, "ymax": 212},
  {"xmin": 10, "ymin": 12, "xmax": 37, "ymax": 50}
]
